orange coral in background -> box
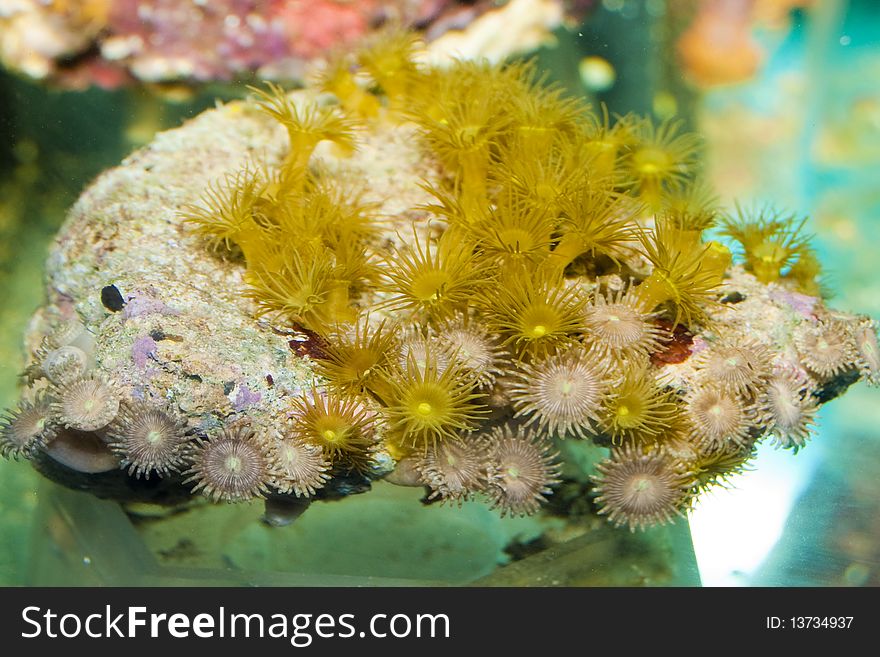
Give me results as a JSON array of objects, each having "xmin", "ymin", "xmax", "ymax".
[
  {"xmin": 676, "ymin": 0, "xmax": 813, "ymax": 87},
  {"xmin": 677, "ymin": 0, "xmax": 764, "ymax": 87}
]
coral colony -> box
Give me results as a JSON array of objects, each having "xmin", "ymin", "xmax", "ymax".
[
  {"xmin": 0, "ymin": 0, "xmax": 571, "ymax": 87},
  {"xmin": 3, "ymin": 31, "xmax": 878, "ymax": 533}
]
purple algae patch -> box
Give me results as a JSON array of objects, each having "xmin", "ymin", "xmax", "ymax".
[
  {"xmin": 232, "ymin": 384, "xmax": 262, "ymax": 411},
  {"xmin": 132, "ymin": 335, "xmax": 158, "ymax": 368},
  {"xmin": 769, "ymin": 288, "xmax": 817, "ymax": 319},
  {"xmin": 122, "ymin": 291, "xmax": 181, "ymax": 320}
]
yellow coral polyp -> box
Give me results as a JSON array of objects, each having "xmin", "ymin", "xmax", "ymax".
[
  {"xmin": 315, "ymin": 56, "xmax": 381, "ymax": 119},
  {"xmin": 702, "ymin": 241, "xmax": 732, "ymax": 281},
  {"xmin": 314, "ymin": 318, "xmax": 399, "ymax": 398},
  {"xmin": 357, "ymin": 27, "xmax": 422, "ymax": 109},
  {"xmin": 383, "ymin": 354, "xmax": 488, "ymax": 449},
  {"xmin": 548, "ymin": 187, "xmax": 639, "ymax": 275},
  {"xmin": 783, "ymin": 247, "xmax": 824, "ymax": 296},
  {"xmin": 468, "ymin": 193, "xmax": 554, "ymax": 270},
  {"xmin": 291, "ymin": 392, "xmax": 377, "ymax": 473},
  {"xmin": 635, "ymin": 218, "xmax": 726, "ymax": 327},
  {"xmin": 251, "ymin": 83, "xmax": 357, "ymax": 174},
  {"xmin": 492, "ymin": 140, "xmax": 587, "ymax": 216},
  {"xmin": 182, "ymin": 167, "xmax": 267, "ymax": 253},
  {"xmin": 245, "ymin": 251, "xmax": 339, "ymax": 331},
  {"xmin": 381, "ymin": 228, "xmax": 489, "ymax": 319},
  {"xmin": 621, "ymin": 117, "xmax": 702, "ymax": 209},
  {"xmin": 633, "ymin": 147, "xmax": 672, "ymax": 176},
  {"xmin": 482, "ymin": 275, "xmax": 583, "ymax": 356},
  {"xmin": 418, "ymin": 98, "xmax": 504, "ymax": 214},
  {"xmin": 576, "ymin": 104, "xmax": 627, "ymax": 177},
  {"xmin": 721, "ymin": 206, "xmax": 812, "ymax": 286},
  {"xmin": 660, "ymin": 181, "xmax": 719, "ymax": 233},
  {"xmin": 601, "ymin": 369, "xmax": 679, "ymax": 444}
]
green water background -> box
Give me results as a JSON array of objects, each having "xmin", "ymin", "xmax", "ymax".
[{"xmin": 0, "ymin": 79, "xmax": 224, "ymax": 583}]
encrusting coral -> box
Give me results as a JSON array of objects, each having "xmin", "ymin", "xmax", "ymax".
[{"xmin": 3, "ymin": 28, "xmax": 878, "ymax": 539}]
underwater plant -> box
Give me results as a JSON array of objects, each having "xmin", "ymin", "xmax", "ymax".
[{"xmin": 2, "ymin": 28, "xmax": 877, "ymax": 546}]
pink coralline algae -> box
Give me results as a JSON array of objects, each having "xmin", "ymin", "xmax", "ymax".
[
  {"xmin": 0, "ymin": 0, "xmax": 575, "ymax": 87},
  {"xmin": 769, "ymin": 287, "xmax": 818, "ymax": 319},
  {"xmin": 232, "ymin": 384, "xmax": 262, "ymax": 411},
  {"xmin": 131, "ymin": 335, "xmax": 158, "ymax": 369},
  {"xmin": 122, "ymin": 291, "xmax": 181, "ymax": 319}
]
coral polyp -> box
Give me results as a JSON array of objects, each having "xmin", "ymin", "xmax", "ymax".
[
  {"xmin": 686, "ymin": 445, "xmax": 756, "ymax": 495},
  {"xmin": 758, "ymin": 371, "xmax": 818, "ymax": 451},
  {"xmin": 691, "ymin": 338, "xmax": 772, "ymax": 394},
  {"xmin": 314, "ymin": 318, "xmax": 399, "ymax": 396},
  {"xmin": 852, "ymin": 319, "xmax": 880, "ymax": 385},
  {"xmin": 485, "ymin": 425, "xmax": 561, "ymax": 517},
  {"xmin": 620, "ymin": 118, "xmax": 702, "ymax": 209},
  {"xmin": 508, "ymin": 348, "xmax": 608, "ymax": 439},
  {"xmin": 550, "ymin": 186, "xmax": 640, "ymax": 273},
  {"xmin": 435, "ymin": 314, "xmax": 505, "ymax": 387},
  {"xmin": 466, "ymin": 189, "xmax": 555, "ymax": 269},
  {"xmin": 0, "ymin": 395, "xmax": 56, "ymax": 459},
  {"xmin": 480, "ymin": 274, "xmax": 583, "ymax": 357},
  {"xmin": 43, "ymin": 317, "xmax": 88, "ymax": 351},
  {"xmin": 634, "ymin": 217, "xmax": 728, "ymax": 327},
  {"xmin": 181, "ymin": 167, "xmax": 267, "ymax": 253},
  {"xmin": 357, "ymin": 27, "xmax": 422, "ymax": 109},
  {"xmin": 416, "ymin": 438, "xmax": 488, "ymax": 504},
  {"xmin": 600, "ymin": 367, "xmax": 680, "ymax": 445},
  {"xmin": 52, "ymin": 375, "xmax": 120, "ymax": 432},
  {"xmin": 106, "ymin": 403, "xmax": 191, "ymax": 479},
  {"xmin": 397, "ymin": 328, "xmax": 450, "ymax": 372},
  {"xmin": 381, "ymin": 228, "xmax": 489, "ymax": 319},
  {"xmin": 290, "ymin": 391, "xmax": 378, "ymax": 473},
  {"xmin": 40, "ymin": 345, "xmax": 90, "ymax": 386},
  {"xmin": 251, "ymin": 83, "xmax": 357, "ymax": 172},
  {"xmin": 245, "ymin": 250, "xmax": 336, "ymax": 331},
  {"xmin": 382, "ymin": 353, "xmax": 488, "ymax": 450},
  {"xmin": 581, "ymin": 287, "xmax": 665, "ymax": 360},
  {"xmin": 268, "ymin": 437, "xmax": 331, "ymax": 498},
  {"xmin": 795, "ymin": 317, "xmax": 859, "ymax": 379},
  {"xmin": 184, "ymin": 425, "xmax": 273, "ymax": 503},
  {"xmin": 720, "ymin": 205, "xmax": 813, "ymax": 286},
  {"xmin": 592, "ymin": 445, "xmax": 694, "ymax": 532},
  {"xmin": 684, "ymin": 385, "xmax": 754, "ymax": 451}
]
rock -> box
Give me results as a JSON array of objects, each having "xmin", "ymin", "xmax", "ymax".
[{"xmin": 3, "ymin": 45, "xmax": 876, "ymax": 534}]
